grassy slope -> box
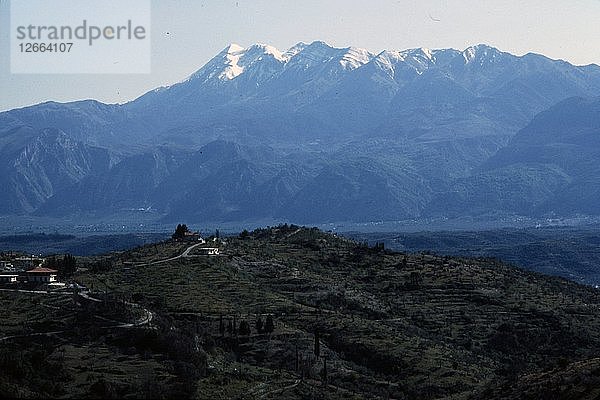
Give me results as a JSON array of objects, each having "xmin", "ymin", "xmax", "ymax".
[
  {"xmin": 352, "ymin": 227, "xmax": 600, "ymax": 285},
  {"xmin": 2, "ymin": 226, "xmax": 600, "ymax": 399}
]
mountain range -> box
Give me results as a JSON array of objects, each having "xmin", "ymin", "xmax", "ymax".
[{"xmin": 2, "ymin": 41, "xmax": 600, "ymax": 225}]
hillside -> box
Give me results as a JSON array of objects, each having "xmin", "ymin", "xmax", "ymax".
[
  {"xmin": 2, "ymin": 226, "xmax": 600, "ymax": 399},
  {"xmin": 352, "ymin": 226, "xmax": 600, "ymax": 286},
  {"xmin": 429, "ymin": 96, "xmax": 600, "ymax": 218}
]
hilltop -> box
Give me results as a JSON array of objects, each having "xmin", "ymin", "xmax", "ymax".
[{"xmin": 1, "ymin": 225, "xmax": 600, "ymax": 399}]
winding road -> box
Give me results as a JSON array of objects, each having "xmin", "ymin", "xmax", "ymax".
[
  {"xmin": 0, "ymin": 285, "xmax": 154, "ymax": 342},
  {"xmin": 132, "ymin": 241, "xmax": 208, "ymax": 266},
  {"xmin": 0, "ymin": 240, "xmax": 219, "ymax": 341}
]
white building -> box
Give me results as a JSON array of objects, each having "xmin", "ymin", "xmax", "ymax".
[
  {"xmin": 0, "ymin": 273, "xmax": 19, "ymax": 283},
  {"xmin": 26, "ymin": 267, "xmax": 58, "ymax": 283},
  {"xmin": 197, "ymin": 247, "xmax": 219, "ymax": 255}
]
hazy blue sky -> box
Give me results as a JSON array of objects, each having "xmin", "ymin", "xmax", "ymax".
[{"xmin": 1, "ymin": 0, "xmax": 600, "ymax": 111}]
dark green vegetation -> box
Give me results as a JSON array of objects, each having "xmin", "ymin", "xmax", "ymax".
[
  {"xmin": 172, "ymin": 223, "xmax": 191, "ymax": 239},
  {"xmin": 352, "ymin": 226, "xmax": 600, "ymax": 286},
  {"xmin": 2, "ymin": 225, "xmax": 600, "ymax": 399},
  {"xmin": 45, "ymin": 253, "xmax": 78, "ymax": 277},
  {"xmin": 0, "ymin": 292, "xmax": 192, "ymax": 399}
]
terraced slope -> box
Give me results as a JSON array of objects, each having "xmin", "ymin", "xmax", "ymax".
[{"xmin": 2, "ymin": 226, "xmax": 600, "ymax": 399}]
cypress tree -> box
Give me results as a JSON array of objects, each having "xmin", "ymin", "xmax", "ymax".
[
  {"xmin": 265, "ymin": 315, "xmax": 274, "ymax": 333},
  {"xmin": 256, "ymin": 315, "xmax": 264, "ymax": 334}
]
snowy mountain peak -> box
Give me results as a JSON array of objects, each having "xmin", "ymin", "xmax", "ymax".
[
  {"xmin": 285, "ymin": 42, "xmax": 309, "ymax": 58},
  {"xmin": 219, "ymin": 44, "xmax": 246, "ymax": 80},
  {"xmin": 462, "ymin": 44, "xmax": 504, "ymax": 65},
  {"xmin": 339, "ymin": 46, "xmax": 374, "ymax": 70},
  {"xmin": 282, "ymin": 41, "xmax": 374, "ymax": 74},
  {"xmin": 388, "ymin": 47, "xmax": 437, "ymax": 74},
  {"xmin": 244, "ymin": 43, "xmax": 287, "ymax": 62},
  {"xmin": 305, "ymin": 40, "xmax": 335, "ymax": 50},
  {"xmin": 222, "ymin": 43, "xmax": 245, "ymax": 54},
  {"xmin": 463, "ymin": 46, "xmax": 476, "ymax": 63},
  {"xmin": 401, "ymin": 47, "xmax": 435, "ymax": 62},
  {"xmin": 284, "ymin": 41, "xmax": 340, "ymax": 69},
  {"xmin": 420, "ymin": 47, "xmax": 434, "ymax": 61},
  {"xmin": 187, "ymin": 43, "xmax": 290, "ymax": 83},
  {"xmin": 372, "ymin": 50, "xmax": 404, "ymax": 71},
  {"xmin": 180, "ymin": 42, "xmax": 524, "ymax": 90}
]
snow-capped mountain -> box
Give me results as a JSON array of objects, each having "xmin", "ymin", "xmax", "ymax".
[
  {"xmin": 187, "ymin": 43, "xmax": 288, "ymax": 84},
  {"xmin": 127, "ymin": 41, "xmax": 600, "ymax": 147},
  {"xmin": 132, "ymin": 40, "xmax": 377, "ymax": 114},
  {"xmin": 190, "ymin": 41, "xmax": 374, "ymax": 84},
  {"xmin": 2, "ymin": 41, "xmax": 600, "ymax": 224}
]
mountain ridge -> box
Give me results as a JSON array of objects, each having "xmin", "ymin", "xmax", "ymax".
[{"xmin": 2, "ymin": 42, "xmax": 600, "ymax": 225}]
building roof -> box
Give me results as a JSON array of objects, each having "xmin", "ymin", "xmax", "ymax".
[{"xmin": 26, "ymin": 267, "xmax": 58, "ymax": 274}]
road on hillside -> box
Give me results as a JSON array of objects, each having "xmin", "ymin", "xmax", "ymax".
[{"xmin": 133, "ymin": 241, "xmax": 211, "ymax": 266}]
